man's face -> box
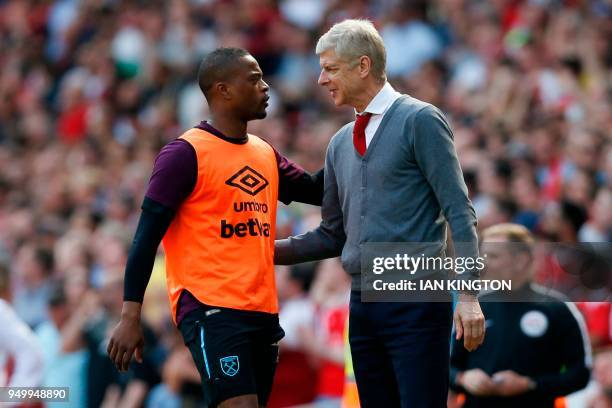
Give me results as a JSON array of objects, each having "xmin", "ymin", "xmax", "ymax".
[
  {"xmin": 227, "ymin": 55, "xmax": 270, "ymax": 121},
  {"xmin": 480, "ymin": 237, "xmax": 531, "ymax": 284},
  {"xmin": 318, "ymin": 49, "xmax": 362, "ymax": 107},
  {"xmin": 480, "ymin": 240, "xmax": 516, "ymax": 282}
]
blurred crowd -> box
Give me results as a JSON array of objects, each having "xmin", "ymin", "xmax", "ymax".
[{"xmin": 0, "ymin": 0, "xmax": 610, "ymax": 407}]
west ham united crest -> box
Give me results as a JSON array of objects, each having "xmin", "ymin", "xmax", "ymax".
[{"xmin": 220, "ymin": 355, "xmax": 240, "ymax": 376}]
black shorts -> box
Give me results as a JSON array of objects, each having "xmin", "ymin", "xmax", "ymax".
[{"xmin": 178, "ymin": 304, "xmax": 285, "ymax": 407}]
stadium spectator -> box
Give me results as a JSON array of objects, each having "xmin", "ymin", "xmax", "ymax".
[
  {"xmin": 35, "ymin": 280, "xmax": 88, "ymax": 408},
  {"xmin": 63, "ymin": 272, "xmax": 161, "ymax": 407},
  {"xmin": 588, "ymin": 351, "xmax": 612, "ymax": 408},
  {"xmin": 306, "ymin": 259, "xmax": 351, "ymax": 404},
  {"xmin": 269, "ymin": 263, "xmax": 318, "ymax": 408},
  {"xmin": 12, "ymin": 244, "xmax": 54, "ymax": 328},
  {"xmin": 0, "ymin": 261, "xmax": 44, "ymax": 390},
  {"xmin": 577, "ymin": 302, "xmax": 612, "ymax": 352},
  {"xmin": 146, "ymin": 336, "xmax": 202, "ymax": 408},
  {"xmin": 579, "ymin": 188, "xmax": 612, "ymax": 242}
]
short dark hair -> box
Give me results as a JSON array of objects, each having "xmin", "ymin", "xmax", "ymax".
[
  {"xmin": 48, "ymin": 279, "xmax": 67, "ymax": 307},
  {"xmin": 0, "ymin": 262, "xmax": 9, "ymax": 295},
  {"xmin": 198, "ymin": 48, "xmax": 250, "ymax": 100},
  {"xmin": 289, "ymin": 262, "xmax": 318, "ymax": 293},
  {"xmin": 35, "ymin": 247, "xmax": 54, "ymax": 276},
  {"xmin": 561, "ymin": 200, "xmax": 588, "ymax": 234}
]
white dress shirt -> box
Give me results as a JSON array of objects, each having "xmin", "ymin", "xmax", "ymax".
[
  {"xmin": 356, "ymin": 82, "xmax": 402, "ymax": 148},
  {"xmin": 0, "ymin": 299, "xmax": 44, "ymax": 389}
]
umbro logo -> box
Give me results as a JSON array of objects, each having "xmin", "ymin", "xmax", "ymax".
[{"xmin": 225, "ymin": 166, "xmax": 269, "ymax": 196}]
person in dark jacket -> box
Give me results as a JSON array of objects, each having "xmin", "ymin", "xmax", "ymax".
[{"xmin": 451, "ymin": 223, "xmax": 591, "ymax": 407}]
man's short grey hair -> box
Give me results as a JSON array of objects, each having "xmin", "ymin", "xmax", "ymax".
[{"xmin": 316, "ymin": 19, "xmax": 387, "ymax": 82}]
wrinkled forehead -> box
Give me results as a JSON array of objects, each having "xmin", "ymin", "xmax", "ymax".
[
  {"xmin": 480, "ymin": 237, "xmax": 511, "ymax": 252},
  {"xmin": 319, "ymin": 49, "xmax": 344, "ymax": 67}
]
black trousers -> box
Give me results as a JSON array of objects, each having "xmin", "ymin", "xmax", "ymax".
[{"xmin": 349, "ymin": 291, "xmax": 453, "ymax": 408}]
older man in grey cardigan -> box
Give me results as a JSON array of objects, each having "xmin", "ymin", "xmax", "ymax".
[{"xmin": 275, "ymin": 19, "xmax": 485, "ymax": 407}]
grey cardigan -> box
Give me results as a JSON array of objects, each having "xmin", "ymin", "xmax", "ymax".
[{"xmin": 276, "ymin": 96, "xmax": 479, "ymax": 289}]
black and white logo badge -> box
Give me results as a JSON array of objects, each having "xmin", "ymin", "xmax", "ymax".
[
  {"xmin": 225, "ymin": 166, "xmax": 269, "ymax": 196},
  {"xmin": 520, "ymin": 310, "xmax": 548, "ymax": 337}
]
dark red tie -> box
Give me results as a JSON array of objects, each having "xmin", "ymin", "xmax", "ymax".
[{"xmin": 353, "ymin": 112, "xmax": 372, "ymax": 156}]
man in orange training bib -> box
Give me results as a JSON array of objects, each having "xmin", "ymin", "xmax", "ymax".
[{"xmin": 107, "ymin": 47, "xmax": 323, "ymax": 408}]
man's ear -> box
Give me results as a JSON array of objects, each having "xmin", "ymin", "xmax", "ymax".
[
  {"xmin": 358, "ymin": 56, "xmax": 372, "ymax": 79},
  {"xmin": 215, "ymin": 82, "xmax": 232, "ymax": 100}
]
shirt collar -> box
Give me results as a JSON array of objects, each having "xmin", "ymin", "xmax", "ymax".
[
  {"xmin": 196, "ymin": 120, "xmax": 248, "ymax": 145},
  {"xmin": 355, "ymin": 82, "xmax": 402, "ymax": 117}
]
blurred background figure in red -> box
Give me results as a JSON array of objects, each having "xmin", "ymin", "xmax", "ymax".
[
  {"xmin": 269, "ymin": 263, "xmax": 318, "ymax": 408},
  {"xmin": 0, "ymin": 261, "xmax": 44, "ymax": 397}
]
